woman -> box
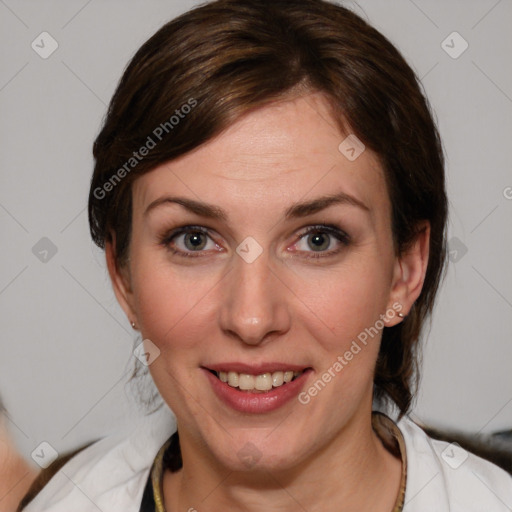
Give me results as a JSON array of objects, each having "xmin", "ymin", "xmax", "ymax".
[{"xmin": 20, "ymin": 0, "xmax": 512, "ymax": 510}]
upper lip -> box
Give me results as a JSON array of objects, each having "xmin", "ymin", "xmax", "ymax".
[{"xmin": 204, "ymin": 363, "xmax": 311, "ymax": 374}]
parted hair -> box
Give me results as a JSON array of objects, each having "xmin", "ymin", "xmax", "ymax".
[{"xmin": 88, "ymin": 0, "xmax": 448, "ymax": 417}]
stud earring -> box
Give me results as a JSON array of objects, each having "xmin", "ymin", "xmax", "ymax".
[{"xmin": 131, "ymin": 321, "xmax": 138, "ymax": 329}]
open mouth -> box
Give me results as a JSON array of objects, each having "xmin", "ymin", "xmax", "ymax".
[{"xmin": 208, "ymin": 369, "xmax": 309, "ymax": 393}]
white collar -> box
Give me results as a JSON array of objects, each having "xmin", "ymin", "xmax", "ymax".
[{"xmin": 24, "ymin": 399, "xmax": 512, "ymax": 511}]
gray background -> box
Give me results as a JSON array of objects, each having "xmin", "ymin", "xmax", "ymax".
[{"xmin": 1, "ymin": 0, "xmax": 511, "ymax": 462}]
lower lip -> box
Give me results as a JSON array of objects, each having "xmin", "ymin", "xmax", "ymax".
[{"xmin": 204, "ymin": 369, "xmax": 311, "ymax": 414}]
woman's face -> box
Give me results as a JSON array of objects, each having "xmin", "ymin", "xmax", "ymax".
[{"xmin": 109, "ymin": 92, "xmax": 427, "ymax": 472}]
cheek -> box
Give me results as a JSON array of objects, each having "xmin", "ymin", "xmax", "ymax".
[
  {"xmin": 290, "ymin": 259, "xmax": 392, "ymax": 395},
  {"xmin": 131, "ymin": 261, "xmax": 209, "ymax": 344},
  {"xmin": 294, "ymin": 260, "xmax": 390, "ymax": 339}
]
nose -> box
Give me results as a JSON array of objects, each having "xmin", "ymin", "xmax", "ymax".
[{"xmin": 218, "ymin": 248, "xmax": 291, "ymax": 346}]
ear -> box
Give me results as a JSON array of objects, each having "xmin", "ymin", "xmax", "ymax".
[
  {"xmin": 386, "ymin": 221, "xmax": 430, "ymax": 326},
  {"xmin": 105, "ymin": 236, "xmax": 138, "ymax": 327}
]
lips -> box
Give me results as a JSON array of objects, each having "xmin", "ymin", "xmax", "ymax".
[
  {"xmin": 206, "ymin": 363, "xmax": 310, "ymax": 374},
  {"xmin": 202, "ymin": 363, "xmax": 312, "ymax": 413}
]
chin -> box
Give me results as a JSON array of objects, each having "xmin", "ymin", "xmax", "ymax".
[{"xmin": 207, "ymin": 429, "xmax": 305, "ymax": 473}]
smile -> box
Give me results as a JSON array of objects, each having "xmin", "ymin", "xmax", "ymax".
[{"xmin": 203, "ymin": 365, "xmax": 312, "ymax": 413}]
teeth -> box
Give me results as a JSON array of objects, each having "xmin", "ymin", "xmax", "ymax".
[
  {"xmin": 255, "ymin": 373, "xmax": 273, "ymax": 391},
  {"xmin": 272, "ymin": 372, "xmax": 284, "ymax": 387},
  {"xmin": 227, "ymin": 371, "xmax": 239, "ymax": 387},
  {"xmin": 239, "ymin": 374, "xmax": 254, "ymax": 390},
  {"xmin": 217, "ymin": 370, "xmax": 304, "ymax": 392}
]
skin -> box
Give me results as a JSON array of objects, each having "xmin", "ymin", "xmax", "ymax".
[
  {"xmin": 0, "ymin": 417, "xmax": 39, "ymax": 512},
  {"xmin": 107, "ymin": 92, "xmax": 430, "ymax": 511}
]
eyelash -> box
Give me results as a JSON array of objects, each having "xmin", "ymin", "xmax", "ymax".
[{"xmin": 159, "ymin": 224, "xmax": 351, "ymax": 259}]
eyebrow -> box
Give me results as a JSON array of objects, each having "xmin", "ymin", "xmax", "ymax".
[{"xmin": 144, "ymin": 191, "xmax": 370, "ymax": 221}]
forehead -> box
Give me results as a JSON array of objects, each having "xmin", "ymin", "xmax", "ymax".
[{"xmin": 132, "ymin": 92, "xmax": 389, "ymax": 224}]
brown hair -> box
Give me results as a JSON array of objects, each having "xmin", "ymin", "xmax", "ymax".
[{"xmin": 89, "ymin": 0, "xmax": 448, "ymax": 417}]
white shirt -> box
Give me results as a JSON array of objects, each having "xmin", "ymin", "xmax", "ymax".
[{"xmin": 23, "ymin": 401, "xmax": 512, "ymax": 511}]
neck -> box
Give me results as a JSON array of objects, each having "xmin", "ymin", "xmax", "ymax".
[{"xmin": 163, "ymin": 404, "xmax": 402, "ymax": 512}]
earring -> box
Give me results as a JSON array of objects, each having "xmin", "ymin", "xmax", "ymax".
[
  {"xmin": 131, "ymin": 321, "xmax": 138, "ymax": 329},
  {"xmin": 398, "ymin": 313, "xmax": 405, "ymax": 318}
]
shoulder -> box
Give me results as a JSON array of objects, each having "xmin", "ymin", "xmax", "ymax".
[
  {"xmin": 17, "ymin": 442, "xmax": 95, "ymax": 511},
  {"xmin": 397, "ymin": 415, "xmax": 512, "ymax": 511},
  {"xmin": 19, "ymin": 406, "xmax": 177, "ymax": 512}
]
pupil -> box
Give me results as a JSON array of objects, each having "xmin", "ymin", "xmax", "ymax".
[
  {"xmin": 309, "ymin": 233, "xmax": 328, "ymax": 251},
  {"xmin": 185, "ymin": 232, "xmax": 206, "ymax": 250}
]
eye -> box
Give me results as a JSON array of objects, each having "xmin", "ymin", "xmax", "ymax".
[
  {"xmin": 291, "ymin": 224, "xmax": 350, "ymax": 258},
  {"xmin": 160, "ymin": 225, "xmax": 221, "ymax": 257},
  {"xmin": 160, "ymin": 223, "xmax": 350, "ymax": 259}
]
